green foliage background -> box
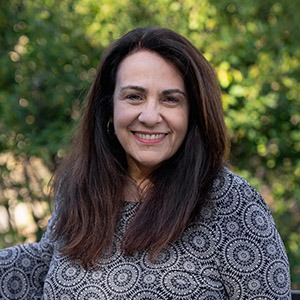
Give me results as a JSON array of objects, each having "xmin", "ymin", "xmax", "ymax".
[{"xmin": 0, "ymin": 0, "xmax": 299, "ymax": 288}]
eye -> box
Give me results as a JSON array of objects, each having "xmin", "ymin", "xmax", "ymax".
[
  {"xmin": 125, "ymin": 94, "xmax": 143, "ymax": 101},
  {"xmin": 163, "ymin": 96, "xmax": 180, "ymax": 105}
]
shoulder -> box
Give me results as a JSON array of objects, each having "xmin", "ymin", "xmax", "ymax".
[
  {"xmin": 204, "ymin": 167, "xmax": 291, "ymax": 298},
  {"xmin": 209, "ymin": 166, "xmax": 258, "ymax": 200},
  {"xmin": 207, "ymin": 166, "xmax": 272, "ymax": 219},
  {"xmin": 202, "ymin": 166, "xmax": 281, "ymax": 257}
]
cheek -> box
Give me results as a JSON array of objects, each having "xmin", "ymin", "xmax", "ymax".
[
  {"xmin": 113, "ymin": 106, "xmax": 135, "ymax": 139},
  {"xmin": 175, "ymin": 117, "xmax": 189, "ymax": 148},
  {"xmin": 113, "ymin": 102, "xmax": 126, "ymax": 129},
  {"xmin": 178, "ymin": 127, "xmax": 188, "ymax": 147},
  {"xmin": 113, "ymin": 101, "xmax": 141, "ymax": 129},
  {"xmin": 113, "ymin": 116, "xmax": 125, "ymax": 138},
  {"xmin": 175, "ymin": 112, "xmax": 189, "ymax": 136}
]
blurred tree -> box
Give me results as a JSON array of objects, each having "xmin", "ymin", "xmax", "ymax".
[{"xmin": 0, "ymin": 0, "xmax": 299, "ymax": 288}]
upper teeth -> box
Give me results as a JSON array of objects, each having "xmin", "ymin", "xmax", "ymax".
[{"xmin": 135, "ymin": 133, "xmax": 165, "ymax": 140}]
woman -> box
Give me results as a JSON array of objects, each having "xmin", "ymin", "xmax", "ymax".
[{"xmin": 0, "ymin": 26, "xmax": 291, "ymax": 299}]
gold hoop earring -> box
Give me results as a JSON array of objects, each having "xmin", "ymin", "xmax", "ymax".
[{"xmin": 107, "ymin": 120, "xmax": 115, "ymax": 136}]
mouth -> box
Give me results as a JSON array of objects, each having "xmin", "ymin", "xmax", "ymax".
[{"xmin": 133, "ymin": 132, "xmax": 167, "ymax": 141}]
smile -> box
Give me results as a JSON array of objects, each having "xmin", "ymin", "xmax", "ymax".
[{"xmin": 134, "ymin": 132, "xmax": 166, "ymax": 140}]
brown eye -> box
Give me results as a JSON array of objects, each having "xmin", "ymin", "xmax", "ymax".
[
  {"xmin": 126, "ymin": 94, "xmax": 143, "ymax": 101},
  {"xmin": 163, "ymin": 96, "xmax": 180, "ymax": 105},
  {"xmin": 167, "ymin": 97, "xmax": 179, "ymax": 102}
]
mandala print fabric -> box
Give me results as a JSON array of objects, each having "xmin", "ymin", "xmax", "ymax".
[{"xmin": 0, "ymin": 168, "xmax": 291, "ymax": 299}]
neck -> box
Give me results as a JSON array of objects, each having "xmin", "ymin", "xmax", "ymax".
[{"xmin": 123, "ymin": 178, "xmax": 150, "ymax": 202}]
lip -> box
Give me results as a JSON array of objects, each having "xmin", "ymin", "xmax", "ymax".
[{"xmin": 132, "ymin": 131, "xmax": 167, "ymax": 144}]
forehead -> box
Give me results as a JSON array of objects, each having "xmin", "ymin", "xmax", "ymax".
[{"xmin": 115, "ymin": 50, "xmax": 185, "ymax": 89}]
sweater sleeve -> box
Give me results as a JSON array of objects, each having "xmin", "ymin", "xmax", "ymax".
[
  {"xmin": 0, "ymin": 208, "xmax": 56, "ymax": 299},
  {"xmin": 212, "ymin": 171, "xmax": 291, "ymax": 299}
]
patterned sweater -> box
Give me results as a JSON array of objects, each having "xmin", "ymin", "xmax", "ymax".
[{"xmin": 0, "ymin": 168, "xmax": 291, "ymax": 299}]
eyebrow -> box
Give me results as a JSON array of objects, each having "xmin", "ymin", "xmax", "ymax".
[
  {"xmin": 120, "ymin": 85, "xmax": 187, "ymax": 97},
  {"xmin": 162, "ymin": 89, "xmax": 187, "ymax": 97},
  {"xmin": 120, "ymin": 85, "xmax": 146, "ymax": 93}
]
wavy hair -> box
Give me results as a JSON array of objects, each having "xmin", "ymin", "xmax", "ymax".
[{"xmin": 53, "ymin": 26, "xmax": 229, "ymax": 268}]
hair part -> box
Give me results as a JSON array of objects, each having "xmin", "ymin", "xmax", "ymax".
[{"xmin": 52, "ymin": 26, "xmax": 229, "ymax": 268}]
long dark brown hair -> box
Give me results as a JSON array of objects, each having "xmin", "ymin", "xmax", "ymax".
[{"xmin": 52, "ymin": 26, "xmax": 229, "ymax": 268}]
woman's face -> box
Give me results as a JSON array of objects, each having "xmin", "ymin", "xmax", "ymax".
[{"xmin": 113, "ymin": 50, "xmax": 189, "ymax": 180}]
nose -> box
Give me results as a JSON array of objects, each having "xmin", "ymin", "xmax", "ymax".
[{"xmin": 138, "ymin": 101, "xmax": 163, "ymax": 126}]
